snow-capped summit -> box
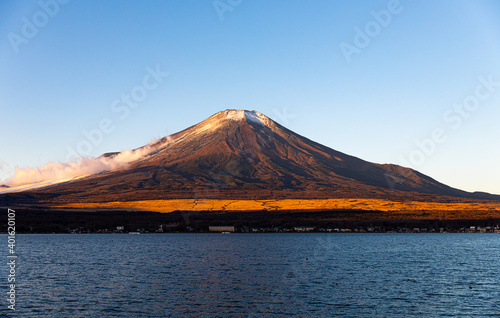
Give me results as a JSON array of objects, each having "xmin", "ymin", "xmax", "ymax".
[{"xmin": 222, "ymin": 109, "xmax": 270, "ymax": 126}]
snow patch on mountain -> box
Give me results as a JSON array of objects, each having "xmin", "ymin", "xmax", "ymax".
[
  {"xmin": 223, "ymin": 109, "xmax": 268, "ymax": 126},
  {"xmin": 244, "ymin": 110, "xmax": 267, "ymax": 126},
  {"xmin": 225, "ymin": 109, "xmax": 246, "ymax": 121},
  {"xmin": 189, "ymin": 110, "xmax": 271, "ymax": 136}
]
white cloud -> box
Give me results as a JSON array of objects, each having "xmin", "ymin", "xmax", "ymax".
[{"xmin": 5, "ymin": 143, "xmax": 156, "ymax": 187}]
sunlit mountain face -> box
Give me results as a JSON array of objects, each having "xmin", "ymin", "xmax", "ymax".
[{"xmin": 2, "ymin": 109, "xmax": 499, "ymax": 205}]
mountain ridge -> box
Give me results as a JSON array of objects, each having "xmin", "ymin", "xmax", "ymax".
[{"xmin": 2, "ymin": 109, "xmax": 499, "ymax": 205}]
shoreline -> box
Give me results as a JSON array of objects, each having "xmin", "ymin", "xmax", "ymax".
[{"xmin": 1, "ymin": 208, "xmax": 499, "ymax": 234}]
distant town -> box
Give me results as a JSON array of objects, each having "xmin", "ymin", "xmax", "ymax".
[
  {"xmin": 5, "ymin": 224, "xmax": 499, "ymax": 234},
  {"xmin": 2, "ymin": 209, "xmax": 500, "ymax": 234}
]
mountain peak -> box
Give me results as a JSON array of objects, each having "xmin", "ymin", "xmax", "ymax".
[
  {"xmin": 187, "ymin": 109, "xmax": 273, "ymax": 136},
  {"xmin": 215, "ymin": 109, "xmax": 270, "ymax": 126}
]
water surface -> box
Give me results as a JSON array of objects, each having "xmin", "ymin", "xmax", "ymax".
[{"xmin": 1, "ymin": 233, "xmax": 499, "ymax": 317}]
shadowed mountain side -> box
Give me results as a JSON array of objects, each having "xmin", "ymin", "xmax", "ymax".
[{"xmin": 3, "ymin": 110, "xmax": 499, "ymax": 205}]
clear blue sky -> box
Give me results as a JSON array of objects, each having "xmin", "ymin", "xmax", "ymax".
[{"xmin": 1, "ymin": 0, "xmax": 500, "ymax": 194}]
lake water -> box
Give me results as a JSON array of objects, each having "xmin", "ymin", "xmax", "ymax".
[{"xmin": 1, "ymin": 233, "xmax": 499, "ymax": 317}]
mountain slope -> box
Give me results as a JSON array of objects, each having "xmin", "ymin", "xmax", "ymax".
[{"xmin": 3, "ymin": 109, "xmax": 499, "ymax": 204}]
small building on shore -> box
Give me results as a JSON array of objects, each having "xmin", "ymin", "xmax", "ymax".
[
  {"xmin": 294, "ymin": 226, "xmax": 315, "ymax": 232},
  {"xmin": 209, "ymin": 226, "xmax": 235, "ymax": 232}
]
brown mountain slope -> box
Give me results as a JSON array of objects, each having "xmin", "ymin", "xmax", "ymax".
[{"xmin": 2, "ymin": 109, "xmax": 499, "ymax": 205}]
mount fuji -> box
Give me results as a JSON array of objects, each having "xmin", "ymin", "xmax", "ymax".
[{"xmin": 2, "ymin": 109, "xmax": 499, "ymax": 206}]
